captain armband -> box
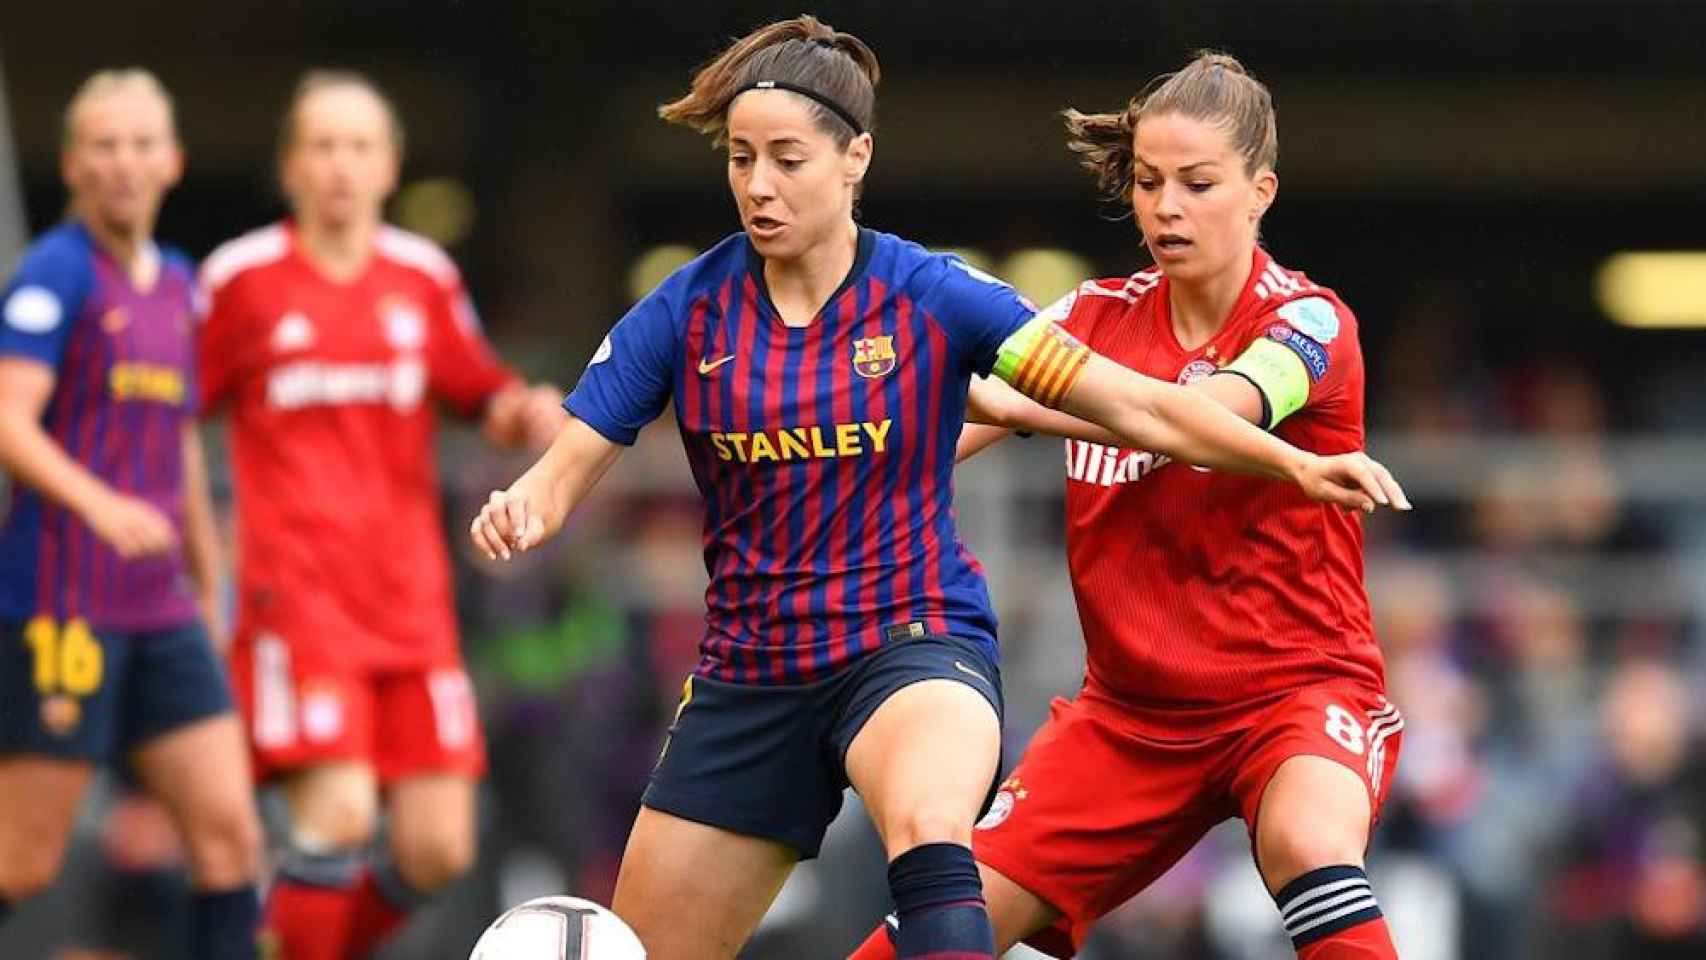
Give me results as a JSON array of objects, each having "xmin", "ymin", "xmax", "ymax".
[
  {"xmin": 992, "ymin": 316, "xmax": 1092, "ymax": 410},
  {"xmin": 1221, "ymin": 334, "xmax": 1317, "ymax": 429}
]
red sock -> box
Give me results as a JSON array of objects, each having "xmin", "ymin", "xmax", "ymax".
[
  {"xmin": 344, "ymin": 869, "xmax": 413, "ymax": 959},
  {"xmin": 261, "ymin": 876, "xmax": 358, "ymax": 960},
  {"xmin": 1296, "ymin": 916, "xmax": 1398, "ymax": 959},
  {"xmin": 848, "ymin": 919, "xmax": 898, "ymax": 960}
]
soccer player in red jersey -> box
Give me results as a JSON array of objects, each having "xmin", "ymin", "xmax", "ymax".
[
  {"xmin": 197, "ymin": 72, "xmax": 563, "ymax": 960},
  {"xmin": 0, "ymin": 70, "xmax": 262, "ymax": 958},
  {"xmin": 852, "ymin": 53, "xmax": 1407, "ymax": 960},
  {"xmin": 471, "ymin": 20, "xmax": 1404, "ymax": 960}
]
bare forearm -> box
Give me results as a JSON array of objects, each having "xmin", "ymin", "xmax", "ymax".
[
  {"xmin": 1001, "ymin": 404, "xmax": 1121, "ymax": 446},
  {"xmin": 517, "ymin": 418, "xmax": 623, "ymax": 530},
  {"xmin": 1141, "ymin": 386, "xmax": 1306, "ymax": 479},
  {"xmin": 180, "ymin": 426, "xmax": 222, "ymax": 594},
  {"xmin": 473, "ymin": 416, "xmax": 625, "ymax": 559},
  {"xmin": 966, "ymin": 374, "xmax": 1120, "ymax": 446},
  {"xmin": 1059, "ymin": 364, "xmax": 1306, "ymax": 481},
  {"xmin": 0, "ymin": 412, "xmax": 117, "ymax": 518},
  {"xmin": 956, "ymin": 423, "xmax": 1013, "ymax": 463}
]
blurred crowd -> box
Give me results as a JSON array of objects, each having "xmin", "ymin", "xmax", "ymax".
[{"xmin": 5, "ymin": 280, "xmax": 1704, "ymax": 960}]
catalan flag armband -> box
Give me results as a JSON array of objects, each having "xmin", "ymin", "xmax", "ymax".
[{"xmin": 992, "ymin": 316, "xmax": 1092, "ymax": 409}]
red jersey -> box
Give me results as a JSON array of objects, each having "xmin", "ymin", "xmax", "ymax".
[
  {"xmin": 1053, "ymin": 248, "xmax": 1382, "ymax": 736},
  {"xmin": 198, "ymin": 223, "xmax": 515, "ymax": 668}
]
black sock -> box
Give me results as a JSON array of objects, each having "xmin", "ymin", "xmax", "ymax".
[
  {"xmin": 0, "ymin": 895, "xmax": 13, "ymax": 926},
  {"xmin": 888, "ymin": 842, "xmax": 994, "ymax": 959},
  {"xmin": 191, "ymin": 886, "xmax": 259, "ymax": 960}
]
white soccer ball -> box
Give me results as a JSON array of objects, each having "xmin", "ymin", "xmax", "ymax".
[{"xmin": 469, "ymin": 896, "xmax": 646, "ymax": 959}]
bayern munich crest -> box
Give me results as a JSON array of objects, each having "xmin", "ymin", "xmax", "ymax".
[
  {"xmin": 852, "ymin": 335, "xmax": 898, "ymax": 379},
  {"xmin": 975, "ymin": 776, "xmax": 1028, "ymax": 830},
  {"xmin": 1177, "ymin": 358, "xmax": 1218, "ymax": 385},
  {"xmin": 382, "ymin": 297, "xmax": 427, "ymax": 351}
]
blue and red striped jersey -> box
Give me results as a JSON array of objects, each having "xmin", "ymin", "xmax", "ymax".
[
  {"xmin": 567, "ymin": 229, "xmax": 1035, "ymax": 684},
  {"xmin": 0, "ymin": 221, "xmax": 199, "ymax": 631}
]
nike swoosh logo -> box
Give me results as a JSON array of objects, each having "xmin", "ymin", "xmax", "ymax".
[
  {"xmin": 953, "ymin": 660, "xmax": 990, "ymax": 685},
  {"xmin": 697, "ymin": 355, "xmax": 736, "ymax": 375}
]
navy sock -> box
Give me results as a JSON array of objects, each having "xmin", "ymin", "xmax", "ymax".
[
  {"xmin": 0, "ymin": 895, "xmax": 12, "ymax": 926},
  {"xmin": 192, "ymin": 886, "xmax": 259, "ymax": 960},
  {"xmin": 888, "ymin": 842, "xmax": 994, "ymax": 959},
  {"xmin": 1273, "ymin": 864, "xmax": 1384, "ymax": 950}
]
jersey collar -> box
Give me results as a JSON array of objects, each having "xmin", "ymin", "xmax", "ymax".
[
  {"xmin": 745, "ymin": 226, "xmax": 876, "ymax": 328},
  {"xmin": 1153, "ymin": 246, "xmax": 1273, "ymax": 355}
]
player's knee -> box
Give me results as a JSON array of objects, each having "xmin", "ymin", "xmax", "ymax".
[
  {"xmin": 391, "ymin": 827, "xmax": 475, "ymax": 894},
  {"xmin": 182, "ymin": 802, "xmax": 265, "ymax": 888},
  {"xmin": 884, "ymin": 804, "xmax": 974, "ymax": 857},
  {"xmin": 290, "ymin": 788, "xmax": 379, "ymax": 851},
  {"xmin": 0, "ymin": 840, "xmax": 69, "ymax": 900},
  {"xmin": 1259, "ymin": 817, "xmax": 1366, "ymax": 890}
]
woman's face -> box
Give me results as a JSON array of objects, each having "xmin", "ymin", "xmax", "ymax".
[
  {"xmin": 62, "ymin": 86, "xmax": 182, "ymax": 237},
  {"xmin": 726, "ymin": 90, "xmax": 870, "ymax": 263},
  {"xmin": 282, "ymin": 85, "xmax": 399, "ymax": 232},
  {"xmin": 1130, "ymin": 111, "xmax": 1275, "ymax": 285}
]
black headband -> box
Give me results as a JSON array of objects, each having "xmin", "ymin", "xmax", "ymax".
[{"xmin": 733, "ymin": 80, "xmax": 865, "ymax": 136}]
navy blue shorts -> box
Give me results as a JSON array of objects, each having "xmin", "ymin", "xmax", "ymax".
[
  {"xmin": 642, "ymin": 632, "xmax": 1004, "ymax": 859},
  {"xmin": 0, "ymin": 618, "xmax": 233, "ymax": 761}
]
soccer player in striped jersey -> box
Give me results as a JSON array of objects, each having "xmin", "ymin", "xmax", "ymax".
[
  {"xmin": 198, "ymin": 72, "xmax": 564, "ymax": 960},
  {"xmin": 0, "ymin": 70, "xmax": 262, "ymax": 958},
  {"xmin": 852, "ymin": 53, "xmax": 1409, "ymax": 960},
  {"xmin": 471, "ymin": 19, "xmax": 1404, "ymax": 960}
]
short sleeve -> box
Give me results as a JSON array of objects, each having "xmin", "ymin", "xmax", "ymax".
[
  {"xmin": 914, "ymin": 255, "xmax": 1037, "ymax": 376},
  {"xmin": 195, "ymin": 269, "xmax": 246, "ymax": 413},
  {"xmin": 425, "ymin": 276, "xmax": 517, "ymax": 417},
  {"xmin": 562, "ymin": 287, "xmax": 680, "ymax": 446},
  {"xmin": 0, "ymin": 237, "xmax": 92, "ymax": 368},
  {"xmin": 1224, "ymin": 295, "xmax": 1360, "ymax": 429}
]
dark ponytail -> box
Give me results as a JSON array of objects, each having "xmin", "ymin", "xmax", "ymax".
[
  {"xmin": 1065, "ymin": 50, "xmax": 1277, "ymax": 207},
  {"xmin": 659, "ymin": 15, "xmax": 880, "ymax": 148}
]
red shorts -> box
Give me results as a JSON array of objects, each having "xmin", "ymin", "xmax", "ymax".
[
  {"xmin": 974, "ymin": 682, "xmax": 1402, "ymax": 958},
  {"xmin": 228, "ymin": 623, "xmax": 485, "ymax": 785}
]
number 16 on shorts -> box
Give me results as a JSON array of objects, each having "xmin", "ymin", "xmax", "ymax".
[{"xmin": 24, "ymin": 615, "xmax": 105, "ymax": 696}]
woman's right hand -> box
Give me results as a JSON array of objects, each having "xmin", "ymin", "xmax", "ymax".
[
  {"xmin": 84, "ymin": 491, "xmax": 177, "ymax": 558},
  {"xmin": 1292, "ymin": 451, "xmax": 1411, "ymax": 514},
  {"xmin": 469, "ymin": 416, "xmax": 628, "ymax": 562},
  {"xmin": 470, "ymin": 484, "xmax": 550, "ymax": 561}
]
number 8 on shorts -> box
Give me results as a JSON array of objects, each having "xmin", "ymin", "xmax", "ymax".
[{"xmin": 1323, "ymin": 703, "xmax": 1365, "ymax": 755}]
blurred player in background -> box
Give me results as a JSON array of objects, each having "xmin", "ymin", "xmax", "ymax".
[
  {"xmin": 471, "ymin": 17, "xmax": 1404, "ymax": 960},
  {"xmin": 0, "ymin": 69, "xmax": 262, "ymax": 959},
  {"xmin": 197, "ymin": 71, "xmax": 563, "ymax": 960},
  {"xmin": 853, "ymin": 53, "xmax": 1406, "ymax": 960}
]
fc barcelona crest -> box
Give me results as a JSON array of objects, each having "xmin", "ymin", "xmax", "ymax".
[{"xmin": 852, "ymin": 335, "xmax": 897, "ymax": 379}]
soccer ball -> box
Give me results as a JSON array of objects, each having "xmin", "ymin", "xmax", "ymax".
[{"xmin": 469, "ymin": 896, "xmax": 646, "ymax": 959}]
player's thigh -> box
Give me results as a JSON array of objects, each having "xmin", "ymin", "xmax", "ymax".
[
  {"xmin": 130, "ymin": 713, "xmax": 262, "ymax": 888},
  {"xmin": 845, "ymin": 677, "xmax": 1000, "ymax": 855},
  {"xmin": 981, "ymin": 861, "xmax": 1061, "ymax": 954},
  {"xmin": 1232, "ymin": 685, "xmax": 1403, "ymax": 891},
  {"xmin": 0, "ymin": 755, "xmax": 94, "ymax": 896},
  {"xmin": 612, "ymin": 805, "xmax": 796, "ymax": 960},
  {"xmin": 280, "ymin": 761, "xmax": 381, "ymax": 850},
  {"xmin": 1252, "ymin": 755, "xmax": 1372, "ymax": 891},
  {"xmin": 228, "ymin": 623, "xmax": 378, "ymax": 789},
  {"xmin": 123, "ymin": 621, "xmax": 261, "ymax": 886},
  {"xmin": 385, "ymin": 773, "xmax": 477, "ymax": 893},
  {"xmin": 372, "ymin": 664, "xmax": 484, "ymax": 786},
  {"xmin": 973, "ymin": 694, "xmax": 1226, "ymax": 957},
  {"xmin": 0, "ymin": 616, "xmax": 120, "ymax": 895}
]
